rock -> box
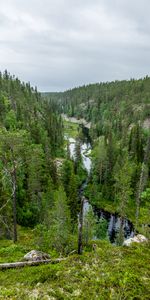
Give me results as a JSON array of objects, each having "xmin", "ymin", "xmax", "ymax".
[
  {"xmin": 143, "ymin": 118, "xmax": 150, "ymax": 130},
  {"xmin": 24, "ymin": 250, "xmax": 50, "ymax": 261},
  {"xmin": 123, "ymin": 234, "xmax": 148, "ymax": 246}
]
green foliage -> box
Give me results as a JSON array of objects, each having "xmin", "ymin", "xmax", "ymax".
[
  {"xmin": 114, "ymin": 154, "xmax": 134, "ymax": 216},
  {"xmin": 83, "ymin": 206, "xmax": 97, "ymax": 245},
  {"xmin": 67, "ymin": 172, "xmax": 79, "ymax": 222},
  {"xmin": 115, "ymin": 224, "xmax": 125, "ymax": 246},
  {"xmin": 61, "ymin": 159, "xmax": 74, "ymax": 197},
  {"xmin": 63, "ymin": 120, "xmax": 79, "ymax": 138},
  {"xmin": 139, "ymin": 188, "xmax": 150, "ymax": 238},
  {"xmin": 95, "ymin": 217, "xmax": 108, "ymax": 240},
  {"xmin": 52, "ymin": 76, "xmax": 150, "ymax": 235},
  {"xmin": 49, "ymin": 186, "xmax": 72, "ymax": 253},
  {"xmin": 83, "ymin": 206, "xmax": 108, "ymax": 245},
  {"xmin": 0, "ymin": 71, "xmax": 64, "ymax": 238},
  {"xmin": 0, "ymin": 237, "xmax": 149, "ymax": 299},
  {"xmin": 53, "ymin": 77, "xmax": 150, "ymax": 134},
  {"xmin": 4, "ymin": 109, "xmax": 17, "ymax": 129},
  {"xmin": 0, "ymin": 72, "xmax": 150, "ymax": 300},
  {"xmin": 34, "ymin": 224, "xmax": 51, "ymax": 252},
  {"xmin": 34, "ymin": 186, "xmax": 75, "ymax": 254}
]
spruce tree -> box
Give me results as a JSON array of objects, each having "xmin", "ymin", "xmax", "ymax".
[{"xmin": 49, "ymin": 186, "xmax": 71, "ymax": 254}]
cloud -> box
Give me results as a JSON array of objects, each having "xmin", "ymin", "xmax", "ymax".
[{"xmin": 0, "ymin": 0, "xmax": 150, "ymax": 91}]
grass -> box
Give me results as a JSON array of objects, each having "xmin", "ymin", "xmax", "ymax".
[
  {"xmin": 0, "ymin": 227, "xmax": 35, "ymax": 264},
  {"xmin": 63, "ymin": 120, "xmax": 79, "ymax": 139},
  {"xmin": 0, "ymin": 232, "xmax": 150, "ymax": 299}
]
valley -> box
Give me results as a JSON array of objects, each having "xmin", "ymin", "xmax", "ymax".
[{"xmin": 0, "ymin": 72, "xmax": 150, "ymax": 299}]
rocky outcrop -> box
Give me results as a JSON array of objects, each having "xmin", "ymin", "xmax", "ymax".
[
  {"xmin": 123, "ymin": 234, "xmax": 148, "ymax": 246},
  {"xmin": 24, "ymin": 250, "xmax": 50, "ymax": 261},
  {"xmin": 62, "ymin": 114, "xmax": 91, "ymax": 129}
]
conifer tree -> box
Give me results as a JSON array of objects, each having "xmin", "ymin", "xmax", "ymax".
[
  {"xmin": 0, "ymin": 129, "xmax": 27, "ymax": 241},
  {"xmin": 83, "ymin": 206, "xmax": 97, "ymax": 245},
  {"xmin": 68, "ymin": 172, "xmax": 79, "ymax": 222},
  {"xmin": 49, "ymin": 186, "xmax": 71, "ymax": 253},
  {"xmin": 135, "ymin": 136, "xmax": 150, "ymax": 232},
  {"xmin": 114, "ymin": 155, "xmax": 133, "ymax": 244}
]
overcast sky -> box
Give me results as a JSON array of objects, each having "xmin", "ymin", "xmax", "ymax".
[{"xmin": 0, "ymin": 0, "xmax": 150, "ymax": 91}]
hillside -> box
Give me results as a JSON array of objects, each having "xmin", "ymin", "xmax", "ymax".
[
  {"xmin": 0, "ymin": 73, "xmax": 150, "ymax": 299},
  {"xmin": 0, "ymin": 235, "xmax": 149, "ymax": 299},
  {"xmin": 0, "ymin": 71, "xmax": 87, "ymax": 249},
  {"xmin": 45, "ymin": 77, "xmax": 150, "ymax": 133},
  {"xmin": 0, "ymin": 71, "xmax": 65, "ymax": 241},
  {"xmin": 44, "ymin": 77, "xmax": 150, "ymax": 234}
]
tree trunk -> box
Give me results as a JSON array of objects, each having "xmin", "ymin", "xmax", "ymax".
[
  {"xmin": 78, "ymin": 197, "xmax": 84, "ymax": 255},
  {"xmin": 0, "ymin": 258, "xmax": 66, "ymax": 270},
  {"xmin": 12, "ymin": 166, "xmax": 17, "ymax": 242}
]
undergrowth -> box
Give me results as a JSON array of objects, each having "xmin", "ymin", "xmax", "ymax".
[{"xmin": 0, "ymin": 232, "xmax": 149, "ymax": 299}]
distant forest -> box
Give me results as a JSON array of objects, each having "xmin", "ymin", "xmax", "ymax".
[
  {"xmin": 0, "ymin": 71, "xmax": 150, "ymax": 252},
  {"xmin": 45, "ymin": 76, "xmax": 150, "ymax": 239}
]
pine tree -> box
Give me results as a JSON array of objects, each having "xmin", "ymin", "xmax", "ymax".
[
  {"xmin": 0, "ymin": 129, "xmax": 27, "ymax": 242},
  {"xmin": 74, "ymin": 137, "xmax": 82, "ymax": 173},
  {"xmin": 68, "ymin": 172, "xmax": 79, "ymax": 222},
  {"xmin": 135, "ymin": 136, "xmax": 150, "ymax": 232},
  {"xmin": 114, "ymin": 155, "xmax": 133, "ymax": 245},
  {"xmin": 49, "ymin": 186, "xmax": 71, "ymax": 254},
  {"xmin": 61, "ymin": 160, "xmax": 73, "ymax": 197},
  {"xmin": 83, "ymin": 206, "xmax": 97, "ymax": 245}
]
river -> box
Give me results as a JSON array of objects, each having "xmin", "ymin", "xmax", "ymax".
[
  {"xmin": 68, "ymin": 137, "xmax": 92, "ymax": 174},
  {"xmin": 66, "ymin": 126, "xmax": 134, "ymax": 243}
]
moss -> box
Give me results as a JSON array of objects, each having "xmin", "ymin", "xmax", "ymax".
[{"xmin": 0, "ymin": 237, "xmax": 149, "ymax": 299}]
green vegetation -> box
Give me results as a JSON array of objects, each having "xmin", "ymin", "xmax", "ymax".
[
  {"xmin": 0, "ymin": 71, "xmax": 67, "ymax": 244},
  {"xmin": 0, "ymin": 227, "xmax": 34, "ymax": 263},
  {"xmin": 63, "ymin": 119, "xmax": 79, "ymax": 138},
  {"xmin": 0, "ymin": 72, "xmax": 150, "ymax": 299},
  {"xmin": 0, "ymin": 238, "xmax": 149, "ymax": 299},
  {"xmin": 0, "ymin": 70, "xmax": 87, "ymax": 250},
  {"xmin": 48, "ymin": 77, "xmax": 150, "ymax": 235}
]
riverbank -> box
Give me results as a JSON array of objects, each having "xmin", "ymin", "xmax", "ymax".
[
  {"xmin": 63, "ymin": 117, "xmax": 135, "ymax": 243},
  {"xmin": 0, "ymin": 120, "xmax": 149, "ymax": 299},
  {"xmin": 63, "ymin": 119, "xmax": 79, "ymax": 139},
  {"xmin": 62, "ymin": 113, "xmax": 91, "ymax": 129}
]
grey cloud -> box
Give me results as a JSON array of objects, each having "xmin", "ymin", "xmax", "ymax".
[{"xmin": 0, "ymin": 0, "xmax": 150, "ymax": 91}]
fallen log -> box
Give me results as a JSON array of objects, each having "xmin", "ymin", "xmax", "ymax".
[{"xmin": 0, "ymin": 258, "xmax": 66, "ymax": 270}]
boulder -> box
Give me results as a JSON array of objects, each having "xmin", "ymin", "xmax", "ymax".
[
  {"xmin": 123, "ymin": 234, "xmax": 148, "ymax": 246},
  {"xmin": 24, "ymin": 250, "xmax": 50, "ymax": 261}
]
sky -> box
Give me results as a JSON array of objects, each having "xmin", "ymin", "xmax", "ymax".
[{"xmin": 0, "ymin": 0, "xmax": 150, "ymax": 91}]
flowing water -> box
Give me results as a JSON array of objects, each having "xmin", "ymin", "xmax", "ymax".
[
  {"xmin": 95, "ymin": 209, "xmax": 134, "ymax": 243},
  {"xmin": 68, "ymin": 137, "xmax": 92, "ymax": 174},
  {"xmin": 67, "ymin": 130, "xmax": 134, "ymax": 243}
]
